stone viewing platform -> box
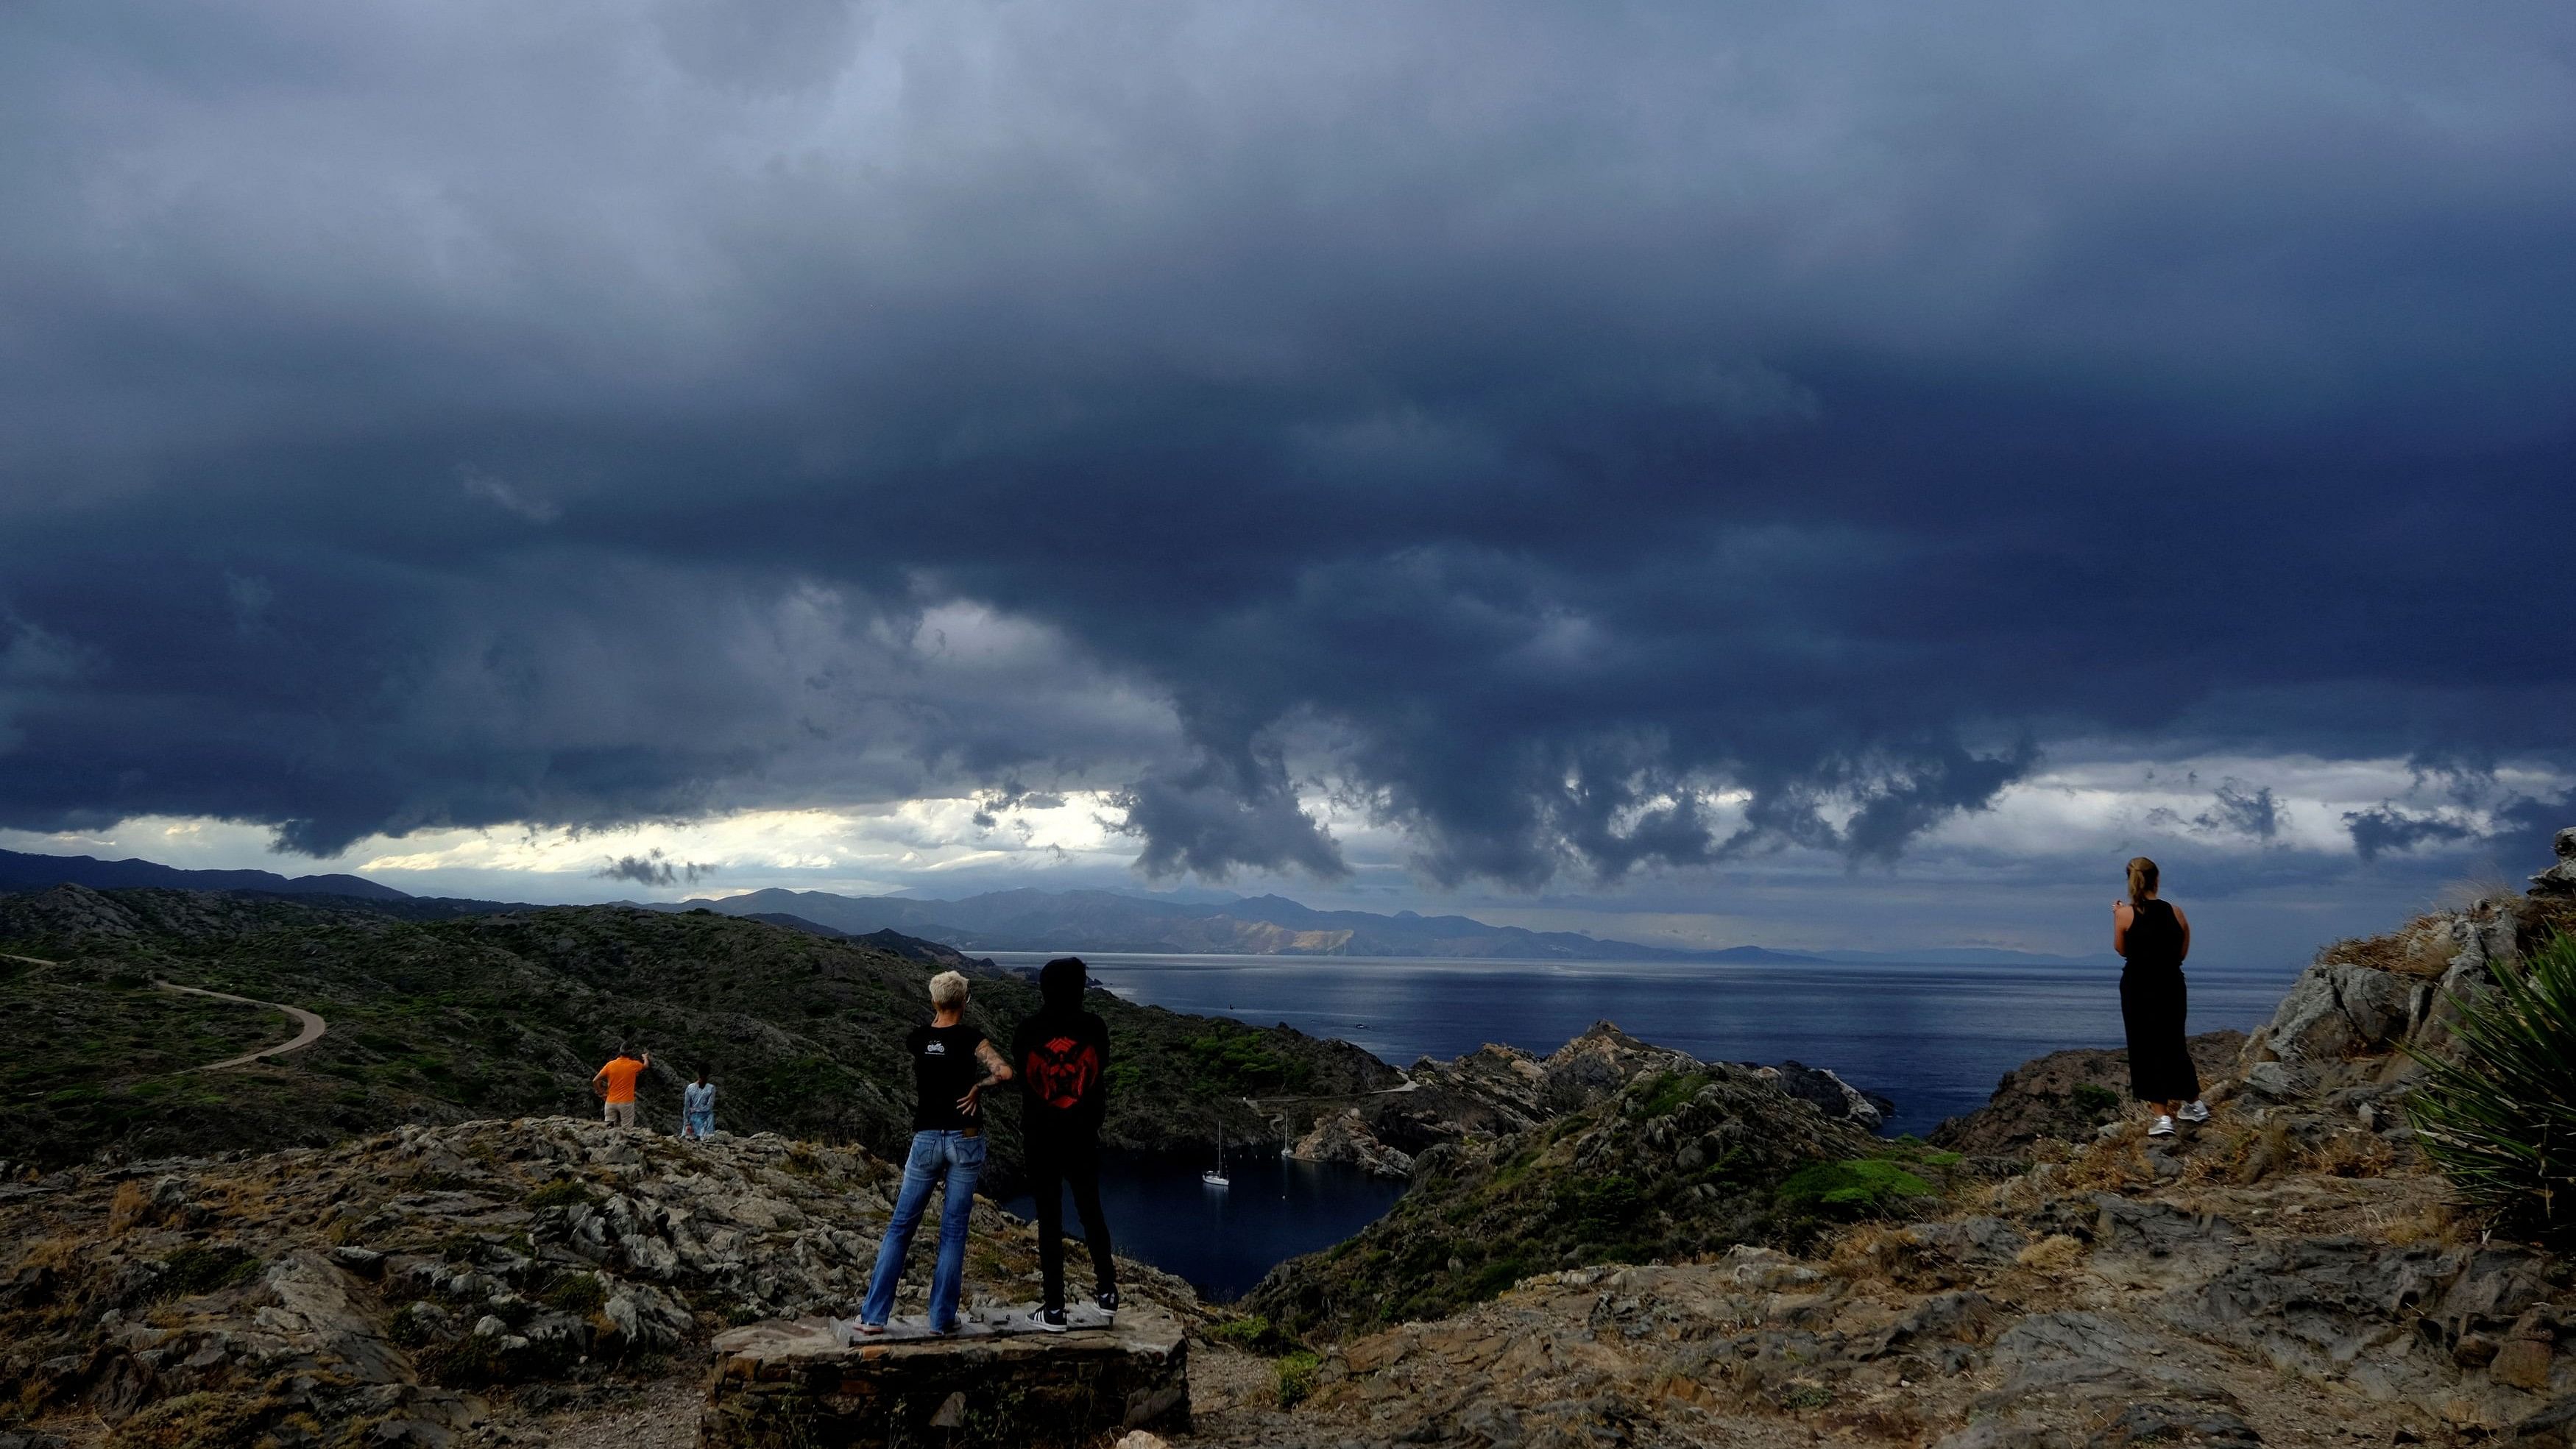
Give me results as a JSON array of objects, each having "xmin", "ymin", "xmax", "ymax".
[{"xmin": 698, "ymin": 1301, "xmax": 1189, "ymax": 1448}]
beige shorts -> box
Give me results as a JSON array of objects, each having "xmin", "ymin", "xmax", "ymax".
[{"xmin": 604, "ymin": 1099, "xmax": 637, "ymax": 1127}]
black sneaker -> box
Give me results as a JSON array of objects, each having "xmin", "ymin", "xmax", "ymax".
[
  {"xmin": 1027, "ymin": 1306, "xmax": 1068, "ymax": 1333},
  {"xmin": 1094, "ymin": 1287, "xmax": 1119, "ymax": 1318}
]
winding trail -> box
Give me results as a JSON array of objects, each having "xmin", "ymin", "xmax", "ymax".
[
  {"xmin": 4, "ymin": 952, "xmax": 328, "ymax": 1071},
  {"xmin": 156, "ymin": 981, "xmax": 328, "ymax": 1070},
  {"xmin": 1239, "ymin": 1071, "xmax": 1419, "ymax": 1111}
]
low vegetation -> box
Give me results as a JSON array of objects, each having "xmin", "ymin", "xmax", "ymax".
[
  {"xmin": 2405, "ymin": 932, "xmax": 2576, "ymax": 1247},
  {"xmin": 0, "ymin": 885, "xmax": 1394, "ymax": 1186}
]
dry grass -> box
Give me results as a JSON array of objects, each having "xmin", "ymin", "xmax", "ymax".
[
  {"xmin": 107, "ymin": 1180, "xmax": 159, "ymax": 1236},
  {"xmin": 2318, "ymin": 914, "xmax": 2456, "ymax": 980},
  {"xmin": 1824, "ymin": 1225, "xmax": 1915, "ymax": 1286},
  {"xmin": 2299, "ymin": 1129, "xmax": 2398, "ymax": 1180},
  {"xmin": 14, "ymin": 1234, "xmax": 83, "ymax": 1272},
  {"xmin": 2059, "ymin": 1133, "xmax": 2150, "ymax": 1193},
  {"xmin": 2434, "ymin": 871, "xmax": 2526, "ymax": 914},
  {"xmin": 2361, "ymin": 1200, "xmax": 2460, "ymax": 1247},
  {"xmin": 2014, "ymin": 1234, "xmax": 2084, "ymax": 1275},
  {"xmin": 2024, "ymin": 1138, "xmax": 2076, "ymax": 1166}
]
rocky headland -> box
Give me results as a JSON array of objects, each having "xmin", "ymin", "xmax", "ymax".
[{"xmin": 1179, "ymin": 841, "xmax": 2576, "ymax": 1448}]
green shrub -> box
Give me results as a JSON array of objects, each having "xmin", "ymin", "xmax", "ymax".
[
  {"xmin": 2405, "ymin": 934, "xmax": 2576, "ymax": 1246},
  {"xmin": 414, "ymin": 1333, "xmax": 509, "ymax": 1386},
  {"xmin": 1632, "ymin": 1071, "xmax": 1710, "ymax": 1120},
  {"xmin": 1275, "ymin": 1350, "xmax": 1323, "ymax": 1408},
  {"xmin": 158, "ymin": 1245, "xmax": 262, "ymax": 1298},
  {"xmin": 542, "ymin": 1270, "xmax": 607, "ymax": 1314},
  {"xmin": 1774, "ymin": 1158, "xmax": 1936, "ymax": 1216},
  {"xmin": 1206, "ymin": 1316, "xmax": 1275, "ymax": 1349},
  {"xmin": 2072, "ymin": 1083, "xmax": 2120, "ymax": 1115},
  {"xmin": 1554, "ymin": 1174, "xmax": 1644, "ymax": 1244}
]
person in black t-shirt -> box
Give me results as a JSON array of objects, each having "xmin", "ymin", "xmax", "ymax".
[
  {"xmin": 1012, "ymin": 957, "xmax": 1118, "ymax": 1331},
  {"xmin": 852, "ymin": 970, "xmax": 1012, "ymax": 1335}
]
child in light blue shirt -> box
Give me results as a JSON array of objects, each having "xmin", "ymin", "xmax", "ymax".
[{"xmin": 682, "ymin": 1071, "xmax": 717, "ymax": 1138}]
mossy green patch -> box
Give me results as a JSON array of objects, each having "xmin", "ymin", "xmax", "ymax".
[
  {"xmin": 1633, "ymin": 1070, "xmax": 1712, "ymax": 1119},
  {"xmin": 157, "ymin": 1245, "xmax": 262, "ymax": 1298},
  {"xmin": 1774, "ymin": 1158, "xmax": 1936, "ymax": 1215}
]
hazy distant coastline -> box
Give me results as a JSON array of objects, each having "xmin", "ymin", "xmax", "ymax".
[
  {"xmin": 0, "ymin": 847, "xmax": 2115, "ymax": 966},
  {"xmin": 664, "ymin": 885, "xmax": 2118, "ymax": 966}
]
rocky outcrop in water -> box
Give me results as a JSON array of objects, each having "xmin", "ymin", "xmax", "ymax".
[
  {"xmin": 1288, "ymin": 1110, "xmax": 1415, "ymax": 1179},
  {"xmin": 1756, "ymin": 1060, "xmax": 1894, "ymax": 1132},
  {"xmin": 1245, "ymin": 1029, "xmax": 1889, "ymax": 1338}
]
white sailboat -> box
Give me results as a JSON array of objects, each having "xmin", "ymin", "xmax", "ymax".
[{"xmin": 1201, "ymin": 1123, "xmax": 1231, "ymax": 1188}]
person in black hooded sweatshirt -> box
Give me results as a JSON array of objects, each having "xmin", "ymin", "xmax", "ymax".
[{"xmin": 1013, "ymin": 956, "xmax": 1119, "ymax": 1330}]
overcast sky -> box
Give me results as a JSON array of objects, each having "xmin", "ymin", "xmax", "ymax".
[{"xmin": 4, "ymin": 2, "xmax": 2572, "ymax": 966}]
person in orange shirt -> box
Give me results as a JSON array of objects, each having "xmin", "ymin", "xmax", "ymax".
[{"xmin": 592, "ymin": 1044, "xmax": 651, "ymax": 1128}]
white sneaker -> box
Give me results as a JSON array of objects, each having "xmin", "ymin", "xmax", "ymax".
[
  {"xmin": 2178, "ymin": 1100, "xmax": 2209, "ymax": 1124},
  {"xmin": 2147, "ymin": 1115, "xmax": 2176, "ymax": 1138}
]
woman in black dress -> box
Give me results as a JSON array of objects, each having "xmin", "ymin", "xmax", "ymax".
[{"xmin": 2112, "ymin": 856, "xmax": 2207, "ymax": 1136}]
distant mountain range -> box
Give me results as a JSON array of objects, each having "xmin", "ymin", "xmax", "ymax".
[
  {"xmin": 1811, "ymin": 946, "xmax": 2125, "ymax": 968},
  {"xmin": 0, "ymin": 846, "xmax": 2116, "ymax": 966},
  {"xmin": 664, "ymin": 885, "xmax": 1830, "ymax": 962},
  {"xmin": 0, "ymin": 846, "xmax": 409, "ymax": 900}
]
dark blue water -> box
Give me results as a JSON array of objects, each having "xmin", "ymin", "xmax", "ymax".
[
  {"xmin": 988, "ymin": 952, "xmax": 2301, "ymax": 1297},
  {"xmin": 994, "ymin": 952, "xmax": 2301, "ymax": 1138},
  {"xmin": 1003, "ymin": 1149, "xmax": 1409, "ymax": 1302}
]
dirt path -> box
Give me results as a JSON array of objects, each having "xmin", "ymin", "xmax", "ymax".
[
  {"xmin": 155, "ymin": 981, "xmax": 328, "ymax": 1069},
  {"xmin": 4, "ymin": 952, "xmax": 328, "ymax": 1071}
]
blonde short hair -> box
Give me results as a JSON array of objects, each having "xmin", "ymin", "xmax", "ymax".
[{"xmin": 928, "ymin": 971, "xmax": 971, "ymax": 1010}]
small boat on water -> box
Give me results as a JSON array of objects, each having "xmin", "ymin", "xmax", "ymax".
[{"xmin": 1202, "ymin": 1124, "xmax": 1231, "ymax": 1188}]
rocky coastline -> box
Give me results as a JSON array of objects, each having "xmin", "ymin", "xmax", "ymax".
[{"xmin": 4, "ymin": 833, "xmax": 2574, "ymax": 1446}]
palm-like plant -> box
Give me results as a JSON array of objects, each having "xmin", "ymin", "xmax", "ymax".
[{"xmin": 2404, "ymin": 933, "xmax": 2576, "ymax": 1245}]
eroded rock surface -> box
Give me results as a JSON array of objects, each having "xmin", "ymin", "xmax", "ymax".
[
  {"xmin": 701, "ymin": 1303, "xmax": 1189, "ymax": 1448},
  {"xmin": 0, "ymin": 1118, "xmax": 1197, "ymax": 1447},
  {"xmin": 1289, "ymin": 1110, "xmax": 1415, "ymax": 1180}
]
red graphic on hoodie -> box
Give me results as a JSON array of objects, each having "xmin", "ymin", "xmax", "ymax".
[{"xmin": 1024, "ymin": 1035, "xmax": 1100, "ymax": 1112}]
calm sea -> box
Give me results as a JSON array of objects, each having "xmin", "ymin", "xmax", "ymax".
[{"xmin": 988, "ymin": 952, "xmax": 2301, "ymax": 1299}]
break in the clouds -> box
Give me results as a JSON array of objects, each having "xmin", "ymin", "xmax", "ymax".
[{"xmin": 2, "ymin": 1, "xmax": 2573, "ymax": 904}]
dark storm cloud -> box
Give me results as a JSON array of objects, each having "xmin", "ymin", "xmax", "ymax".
[
  {"xmin": 2148, "ymin": 781, "xmax": 2282, "ymax": 842},
  {"xmin": 594, "ymin": 850, "xmax": 714, "ymax": 888},
  {"xmin": 2343, "ymin": 806, "xmax": 2477, "ymax": 863},
  {"xmin": 1, "ymin": 2, "xmax": 2572, "ymax": 885}
]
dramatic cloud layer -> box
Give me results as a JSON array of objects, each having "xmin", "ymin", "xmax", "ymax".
[{"xmin": 3, "ymin": 1, "xmax": 2572, "ymax": 904}]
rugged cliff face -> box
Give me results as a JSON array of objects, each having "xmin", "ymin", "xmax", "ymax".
[{"xmin": 1243, "ymin": 1025, "xmax": 1911, "ymax": 1339}]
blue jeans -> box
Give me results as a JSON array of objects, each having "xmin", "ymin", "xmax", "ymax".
[{"xmin": 861, "ymin": 1130, "xmax": 985, "ymax": 1331}]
